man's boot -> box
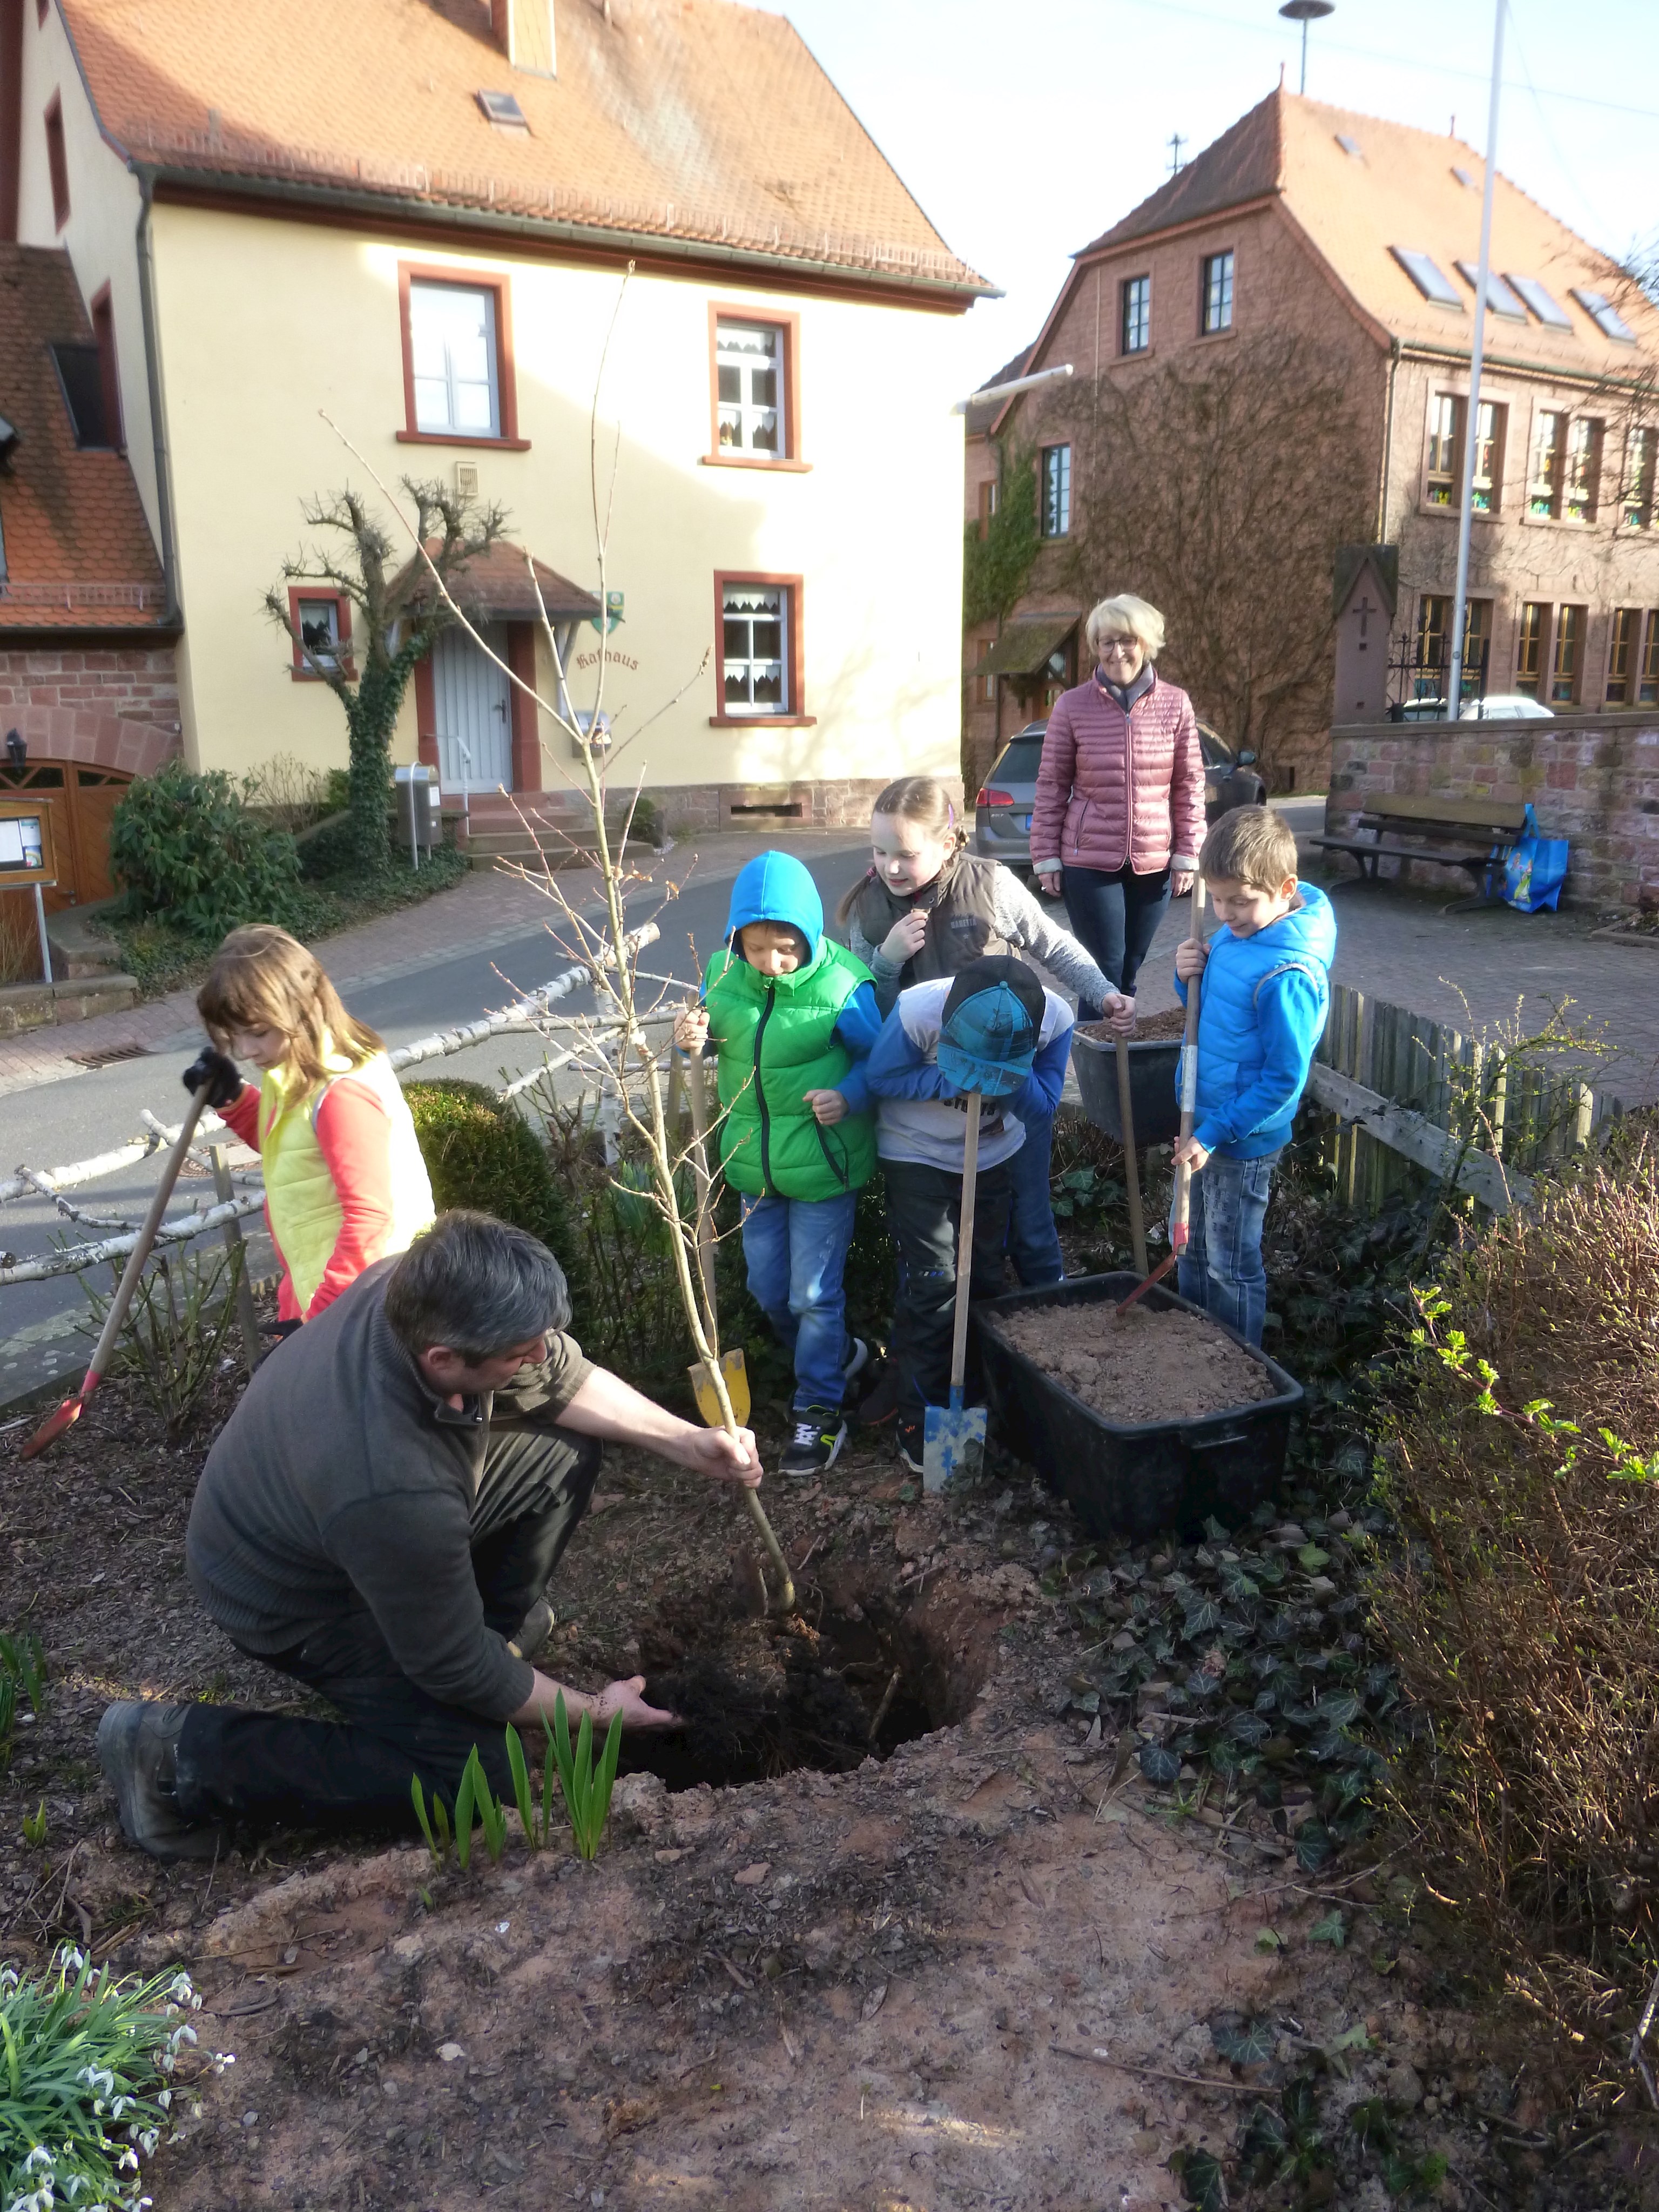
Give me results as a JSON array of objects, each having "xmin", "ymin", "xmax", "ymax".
[{"xmin": 97, "ymin": 1702, "xmax": 226, "ymax": 1861}]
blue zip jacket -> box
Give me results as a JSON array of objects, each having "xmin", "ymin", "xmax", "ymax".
[{"xmin": 1172, "ymin": 884, "xmax": 1336, "ymax": 1159}]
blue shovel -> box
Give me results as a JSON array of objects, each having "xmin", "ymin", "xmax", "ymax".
[{"xmin": 923, "ymin": 1090, "xmax": 987, "ymax": 1491}]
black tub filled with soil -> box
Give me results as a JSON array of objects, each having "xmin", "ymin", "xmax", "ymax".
[
  {"xmin": 974, "ymin": 1274, "xmax": 1301, "ymax": 1540},
  {"xmin": 1070, "ymin": 1030, "xmax": 1182, "ymax": 1147}
]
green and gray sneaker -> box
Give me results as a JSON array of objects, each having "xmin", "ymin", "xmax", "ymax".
[{"xmin": 780, "ymin": 1405, "xmax": 847, "ymax": 1479}]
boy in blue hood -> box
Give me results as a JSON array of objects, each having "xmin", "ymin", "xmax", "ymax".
[
  {"xmin": 1171, "ymin": 807, "xmax": 1336, "ymax": 1345},
  {"xmin": 673, "ymin": 852, "xmax": 882, "ymax": 1476}
]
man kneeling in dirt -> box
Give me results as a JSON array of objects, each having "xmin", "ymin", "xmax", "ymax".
[{"xmin": 96, "ymin": 1210, "xmax": 761, "ymax": 1859}]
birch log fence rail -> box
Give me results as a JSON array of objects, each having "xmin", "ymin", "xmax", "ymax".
[
  {"xmin": 1306, "ymin": 981, "xmax": 1624, "ymax": 1216},
  {"xmin": 0, "ymin": 926, "xmax": 659, "ymax": 1289}
]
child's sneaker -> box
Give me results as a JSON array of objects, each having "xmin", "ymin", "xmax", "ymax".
[
  {"xmin": 781, "ymin": 1406, "xmax": 847, "ymax": 1478},
  {"xmin": 855, "ymin": 1357, "xmax": 901, "ymax": 1427},
  {"xmin": 896, "ymin": 1418, "xmax": 925, "ymax": 1477}
]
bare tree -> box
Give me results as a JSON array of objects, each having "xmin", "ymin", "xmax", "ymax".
[
  {"xmin": 265, "ymin": 482, "xmax": 505, "ymax": 873},
  {"xmin": 1046, "ymin": 331, "xmax": 1375, "ymax": 781}
]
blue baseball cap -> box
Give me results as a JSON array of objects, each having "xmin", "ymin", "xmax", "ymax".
[{"xmin": 936, "ymin": 957, "xmax": 1045, "ymax": 1099}]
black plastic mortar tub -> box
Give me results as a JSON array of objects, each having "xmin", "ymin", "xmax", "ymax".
[
  {"xmin": 1070, "ymin": 1032, "xmax": 1182, "ymax": 1147},
  {"xmin": 973, "ymin": 1274, "xmax": 1301, "ymax": 1541}
]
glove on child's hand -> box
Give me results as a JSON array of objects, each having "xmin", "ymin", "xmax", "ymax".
[{"xmin": 183, "ymin": 1047, "xmax": 242, "ymax": 1108}]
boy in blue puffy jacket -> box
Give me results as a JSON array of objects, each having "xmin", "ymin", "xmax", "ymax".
[{"xmin": 1171, "ymin": 807, "xmax": 1335, "ymax": 1346}]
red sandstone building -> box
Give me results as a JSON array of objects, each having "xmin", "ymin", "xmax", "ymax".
[{"xmin": 965, "ymin": 90, "xmax": 1659, "ymax": 793}]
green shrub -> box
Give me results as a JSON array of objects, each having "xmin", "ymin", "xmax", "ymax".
[
  {"xmin": 109, "ymin": 761, "xmax": 305, "ymax": 940},
  {"xmin": 405, "ymin": 1079, "xmax": 585, "ymax": 1327}
]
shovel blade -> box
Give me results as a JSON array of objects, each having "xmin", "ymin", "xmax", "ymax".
[
  {"xmin": 922, "ymin": 1402, "xmax": 987, "ymax": 1493},
  {"xmin": 689, "ymin": 1346, "xmax": 751, "ymax": 1430},
  {"xmin": 19, "ymin": 1392, "xmax": 85, "ymax": 1461}
]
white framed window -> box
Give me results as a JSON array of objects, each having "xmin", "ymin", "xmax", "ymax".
[
  {"xmin": 716, "ymin": 320, "xmax": 783, "ymax": 455},
  {"xmin": 409, "ymin": 281, "xmax": 500, "ymax": 438},
  {"xmin": 1121, "ymin": 274, "xmax": 1150, "ymax": 354},
  {"xmin": 1040, "ymin": 444, "xmax": 1071, "ymax": 537},
  {"xmin": 1201, "ymin": 250, "xmax": 1235, "ymax": 334},
  {"xmin": 721, "ymin": 581, "xmax": 790, "ymax": 713}
]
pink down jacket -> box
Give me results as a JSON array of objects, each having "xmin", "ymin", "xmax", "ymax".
[{"xmin": 1029, "ymin": 671, "xmax": 1206, "ymax": 879}]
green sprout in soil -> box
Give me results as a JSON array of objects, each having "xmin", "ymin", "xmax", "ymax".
[
  {"xmin": 0, "ymin": 1629, "xmax": 46, "ymax": 1771},
  {"xmin": 0, "ymin": 1946, "xmax": 232, "ymax": 2212},
  {"xmin": 546, "ymin": 1693, "xmax": 623, "ymax": 1862}
]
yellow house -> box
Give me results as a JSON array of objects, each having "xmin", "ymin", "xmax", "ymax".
[{"xmin": 0, "ymin": 0, "xmax": 989, "ymax": 850}]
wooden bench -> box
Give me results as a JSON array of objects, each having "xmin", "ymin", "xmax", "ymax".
[{"xmin": 1310, "ymin": 794, "xmax": 1528, "ymax": 907}]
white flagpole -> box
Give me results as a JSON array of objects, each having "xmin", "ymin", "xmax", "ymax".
[{"xmin": 1447, "ymin": 0, "xmax": 1506, "ymax": 721}]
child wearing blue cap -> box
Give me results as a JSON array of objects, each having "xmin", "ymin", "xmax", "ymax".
[
  {"xmin": 864, "ymin": 955, "xmax": 1075, "ymax": 1474},
  {"xmin": 673, "ymin": 852, "xmax": 882, "ymax": 1477}
]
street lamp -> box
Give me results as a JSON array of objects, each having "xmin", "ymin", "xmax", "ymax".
[{"xmin": 1278, "ymin": 0, "xmax": 1333, "ymax": 95}]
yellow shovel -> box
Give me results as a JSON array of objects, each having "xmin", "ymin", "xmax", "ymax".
[{"xmin": 682, "ymin": 1047, "xmax": 751, "ymax": 1428}]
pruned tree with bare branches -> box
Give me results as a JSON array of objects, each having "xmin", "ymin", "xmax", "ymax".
[
  {"xmin": 319, "ymin": 274, "xmax": 797, "ymax": 1614},
  {"xmin": 264, "ymin": 481, "xmax": 506, "ymax": 873},
  {"xmin": 1044, "ymin": 330, "xmax": 1375, "ymax": 782}
]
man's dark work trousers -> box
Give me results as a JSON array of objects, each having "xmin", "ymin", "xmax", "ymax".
[
  {"xmin": 173, "ymin": 1429, "xmax": 601, "ymax": 1832},
  {"xmin": 882, "ymin": 1156, "xmax": 1012, "ymax": 1417}
]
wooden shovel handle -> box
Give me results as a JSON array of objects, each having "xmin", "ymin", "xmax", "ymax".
[
  {"xmin": 948, "ymin": 1092, "xmax": 981, "ymax": 1399},
  {"xmin": 1114, "ymin": 1035, "xmax": 1148, "ymax": 1276},
  {"xmin": 682, "ymin": 1044, "xmax": 718, "ymax": 1330},
  {"xmin": 1172, "ymin": 879, "xmax": 1207, "ymax": 1252},
  {"xmin": 86, "ymin": 1082, "xmax": 214, "ymax": 1387}
]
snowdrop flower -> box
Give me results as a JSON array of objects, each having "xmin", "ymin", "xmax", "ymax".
[
  {"xmin": 138, "ymin": 2130, "xmax": 159, "ymax": 2157},
  {"xmin": 155, "ymin": 2091, "xmax": 171, "ymax": 2112},
  {"xmin": 167, "ymin": 1974, "xmax": 194, "ymax": 2003},
  {"xmin": 117, "ymin": 2147, "xmax": 139, "ymax": 2174},
  {"xmin": 77, "ymin": 2067, "xmax": 116, "ymax": 2096},
  {"xmin": 23, "ymin": 2146, "xmax": 53, "ymax": 2173}
]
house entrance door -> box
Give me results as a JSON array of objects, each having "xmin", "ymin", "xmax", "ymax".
[{"xmin": 432, "ymin": 624, "xmax": 512, "ymax": 797}]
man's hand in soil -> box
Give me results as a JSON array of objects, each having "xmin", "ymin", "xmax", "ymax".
[
  {"xmin": 1172, "ymin": 1135, "xmax": 1210, "ymax": 1173},
  {"xmin": 513, "ymin": 1671, "xmax": 679, "ymax": 1732},
  {"xmin": 557, "ymin": 1367, "xmax": 763, "ymax": 1488}
]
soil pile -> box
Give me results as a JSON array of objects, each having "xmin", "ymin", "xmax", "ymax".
[
  {"xmin": 992, "ymin": 1299, "xmax": 1276, "ymax": 1423},
  {"xmin": 1077, "ymin": 1006, "xmax": 1190, "ymax": 1044}
]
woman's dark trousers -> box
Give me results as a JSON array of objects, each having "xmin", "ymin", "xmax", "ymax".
[
  {"xmin": 172, "ymin": 1429, "xmax": 601, "ymax": 1833},
  {"xmin": 1061, "ymin": 861, "xmax": 1172, "ymax": 1011}
]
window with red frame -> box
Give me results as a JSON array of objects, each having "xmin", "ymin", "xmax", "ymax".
[{"xmin": 287, "ymin": 590, "xmax": 354, "ymax": 680}]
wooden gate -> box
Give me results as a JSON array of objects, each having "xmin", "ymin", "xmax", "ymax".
[{"xmin": 0, "ymin": 759, "xmax": 132, "ymax": 909}]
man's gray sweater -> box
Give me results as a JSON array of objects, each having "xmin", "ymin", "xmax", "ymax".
[{"xmin": 186, "ymin": 1257, "xmax": 592, "ymax": 1722}]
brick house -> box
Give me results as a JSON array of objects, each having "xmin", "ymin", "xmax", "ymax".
[
  {"xmin": 0, "ymin": 243, "xmax": 178, "ymax": 912},
  {"xmin": 964, "ymin": 89, "xmax": 1659, "ymax": 794},
  {"xmin": 1, "ymin": 0, "xmax": 986, "ymax": 893}
]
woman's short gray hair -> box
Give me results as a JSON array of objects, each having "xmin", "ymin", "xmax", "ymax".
[
  {"xmin": 384, "ymin": 1210, "xmax": 571, "ymax": 1361},
  {"xmin": 1085, "ymin": 594, "xmax": 1167, "ymax": 661}
]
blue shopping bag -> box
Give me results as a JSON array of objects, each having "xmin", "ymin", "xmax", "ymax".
[{"xmin": 1503, "ymin": 804, "xmax": 1568, "ymax": 913}]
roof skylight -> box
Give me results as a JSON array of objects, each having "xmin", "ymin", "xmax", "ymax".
[
  {"xmin": 1573, "ymin": 287, "xmax": 1636, "ymax": 342},
  {"xmin": 1335, "ymin": 133, "xmax": 1363, "ymax": 158},
  {"xmin": 1390, "ymin": 247, "xmax": 1463, "ymax": 308},
  {"xmin": 476, "ymin": 89, "xmax": 529, "ymax": 130},
  {"xmin": 1455, "ymin": 261, "xmax": 1527, "ymax": 320},
  {"xmin": 1451, "ymin": 165, "xmax": 1475, "ymax": 188},
  {"xmin": 1505, "ymin": 273, "xmax": 1573, "ymax": 330}
]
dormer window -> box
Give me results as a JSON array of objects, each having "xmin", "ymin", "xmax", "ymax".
[
  {"xmin": 1506, "ymin": 273, "xmax": 1572, "ymax": 330},
  {"xmin": 1391, "ymin": 248, "xmax": 1462, "ymax": 307},
  {"xmin": 1572, "ymin": 287, "xmax": 1636, "ymax": 343},
  {"xmin": 475, "ymin": 89, "xmax": 528, "ymax": 131}
]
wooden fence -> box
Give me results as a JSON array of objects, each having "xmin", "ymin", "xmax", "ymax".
[{"xmin": 1306, "ymin": 983, "xmax": 1624, "ymax": 1215}]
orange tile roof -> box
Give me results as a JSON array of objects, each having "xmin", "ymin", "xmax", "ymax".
[
  {"xmin": 58, "ymin": 0, "xmax": 987, "ymax": 299},
  {"xmin": 392, "ymin": 538, "xmax": 601, "ymax": 622},
  {"xmin": 0, "ymin": 246, "xmax": 168, "ymax": 632},
  {"xmin": 1081, "ymin": 89, "xmax": 1658, "ymax": 374}
]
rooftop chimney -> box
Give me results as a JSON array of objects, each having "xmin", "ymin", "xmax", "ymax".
[{"xmin": 490, "ymin": 0, "xmax": 556, "ymax": 77}]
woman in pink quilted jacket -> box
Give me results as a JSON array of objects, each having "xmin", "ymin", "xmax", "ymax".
[{"xmin": 1030, "ymin": 595, "xmax": 1205, "ymax": 1014}]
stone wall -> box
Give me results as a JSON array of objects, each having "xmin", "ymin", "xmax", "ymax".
[
  {"xmin": 0, "ymin": 643, "xmax": 181, "ymax": 774},
  {"xmin": 1326, "ymin": 711, "xmax": 1659, "ymax": 910}
]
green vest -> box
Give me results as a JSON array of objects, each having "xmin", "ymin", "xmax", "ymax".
[{"xmin": 705, "ymin": 938, "xmax": 878, "ymax": 1201}]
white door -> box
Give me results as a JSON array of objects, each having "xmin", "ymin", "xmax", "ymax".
[{"xmin": 433, "ymin": 624, "xmax": 511, "ymax": 794}]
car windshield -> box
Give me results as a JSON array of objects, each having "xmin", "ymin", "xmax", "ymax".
[
  {"xmin": 991, "ymin": 737, "xmax": 1044, "ymax": 783},
  {"xmin": 1198, "ymin": 729, "xmax": 1233, "ymax": 769}
]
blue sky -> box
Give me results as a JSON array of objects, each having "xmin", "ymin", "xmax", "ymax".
[{"xmin": 778, "ymin": 0, "xmax": 1659, "ymax": 396}]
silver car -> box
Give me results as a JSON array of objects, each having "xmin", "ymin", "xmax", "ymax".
[{"xmin": 973, "ymin": 719, "xmax": 1266, "ymax": 878}]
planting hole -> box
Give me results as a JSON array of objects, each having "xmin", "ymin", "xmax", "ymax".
[{"xmin": 613, "ymin": 1577, "xmax": 974, "ymax": 1792}]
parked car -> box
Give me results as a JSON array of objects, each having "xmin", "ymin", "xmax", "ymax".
[{"xmin": 972, "ymin": 719, "xmax": 1266, "ymax": 878}]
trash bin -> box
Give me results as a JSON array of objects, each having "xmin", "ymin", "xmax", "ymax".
[{"xmin": 394, "ymin": 764, "xmax": 440, "ymax": 864}]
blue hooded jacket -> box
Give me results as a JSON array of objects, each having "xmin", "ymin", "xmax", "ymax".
[{"xmin": 1173, "ymin": 884, "xmax": 1336, "ymax": 1159}]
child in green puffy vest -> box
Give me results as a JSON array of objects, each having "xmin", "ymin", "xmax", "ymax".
[{"xmin": 673, "ymin": 851, "xmax": 882, "ymax": 1478}]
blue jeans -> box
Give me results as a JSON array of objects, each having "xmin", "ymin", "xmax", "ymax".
[
  {"xmin": 1006, "ymin": 1110, "xmax": 1064, "ymax": 1287},
  {"xmin": 1061, "ymin": 861, "xmax": 1172, "ymax": 1011},
  {"xmin": 740, "ymin": 1190, "xmax": 859, "ymax": 1412},
  {"xmin": 1174, "ymin": 1148, "xmax": 1283, "ymax": 1347}
]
